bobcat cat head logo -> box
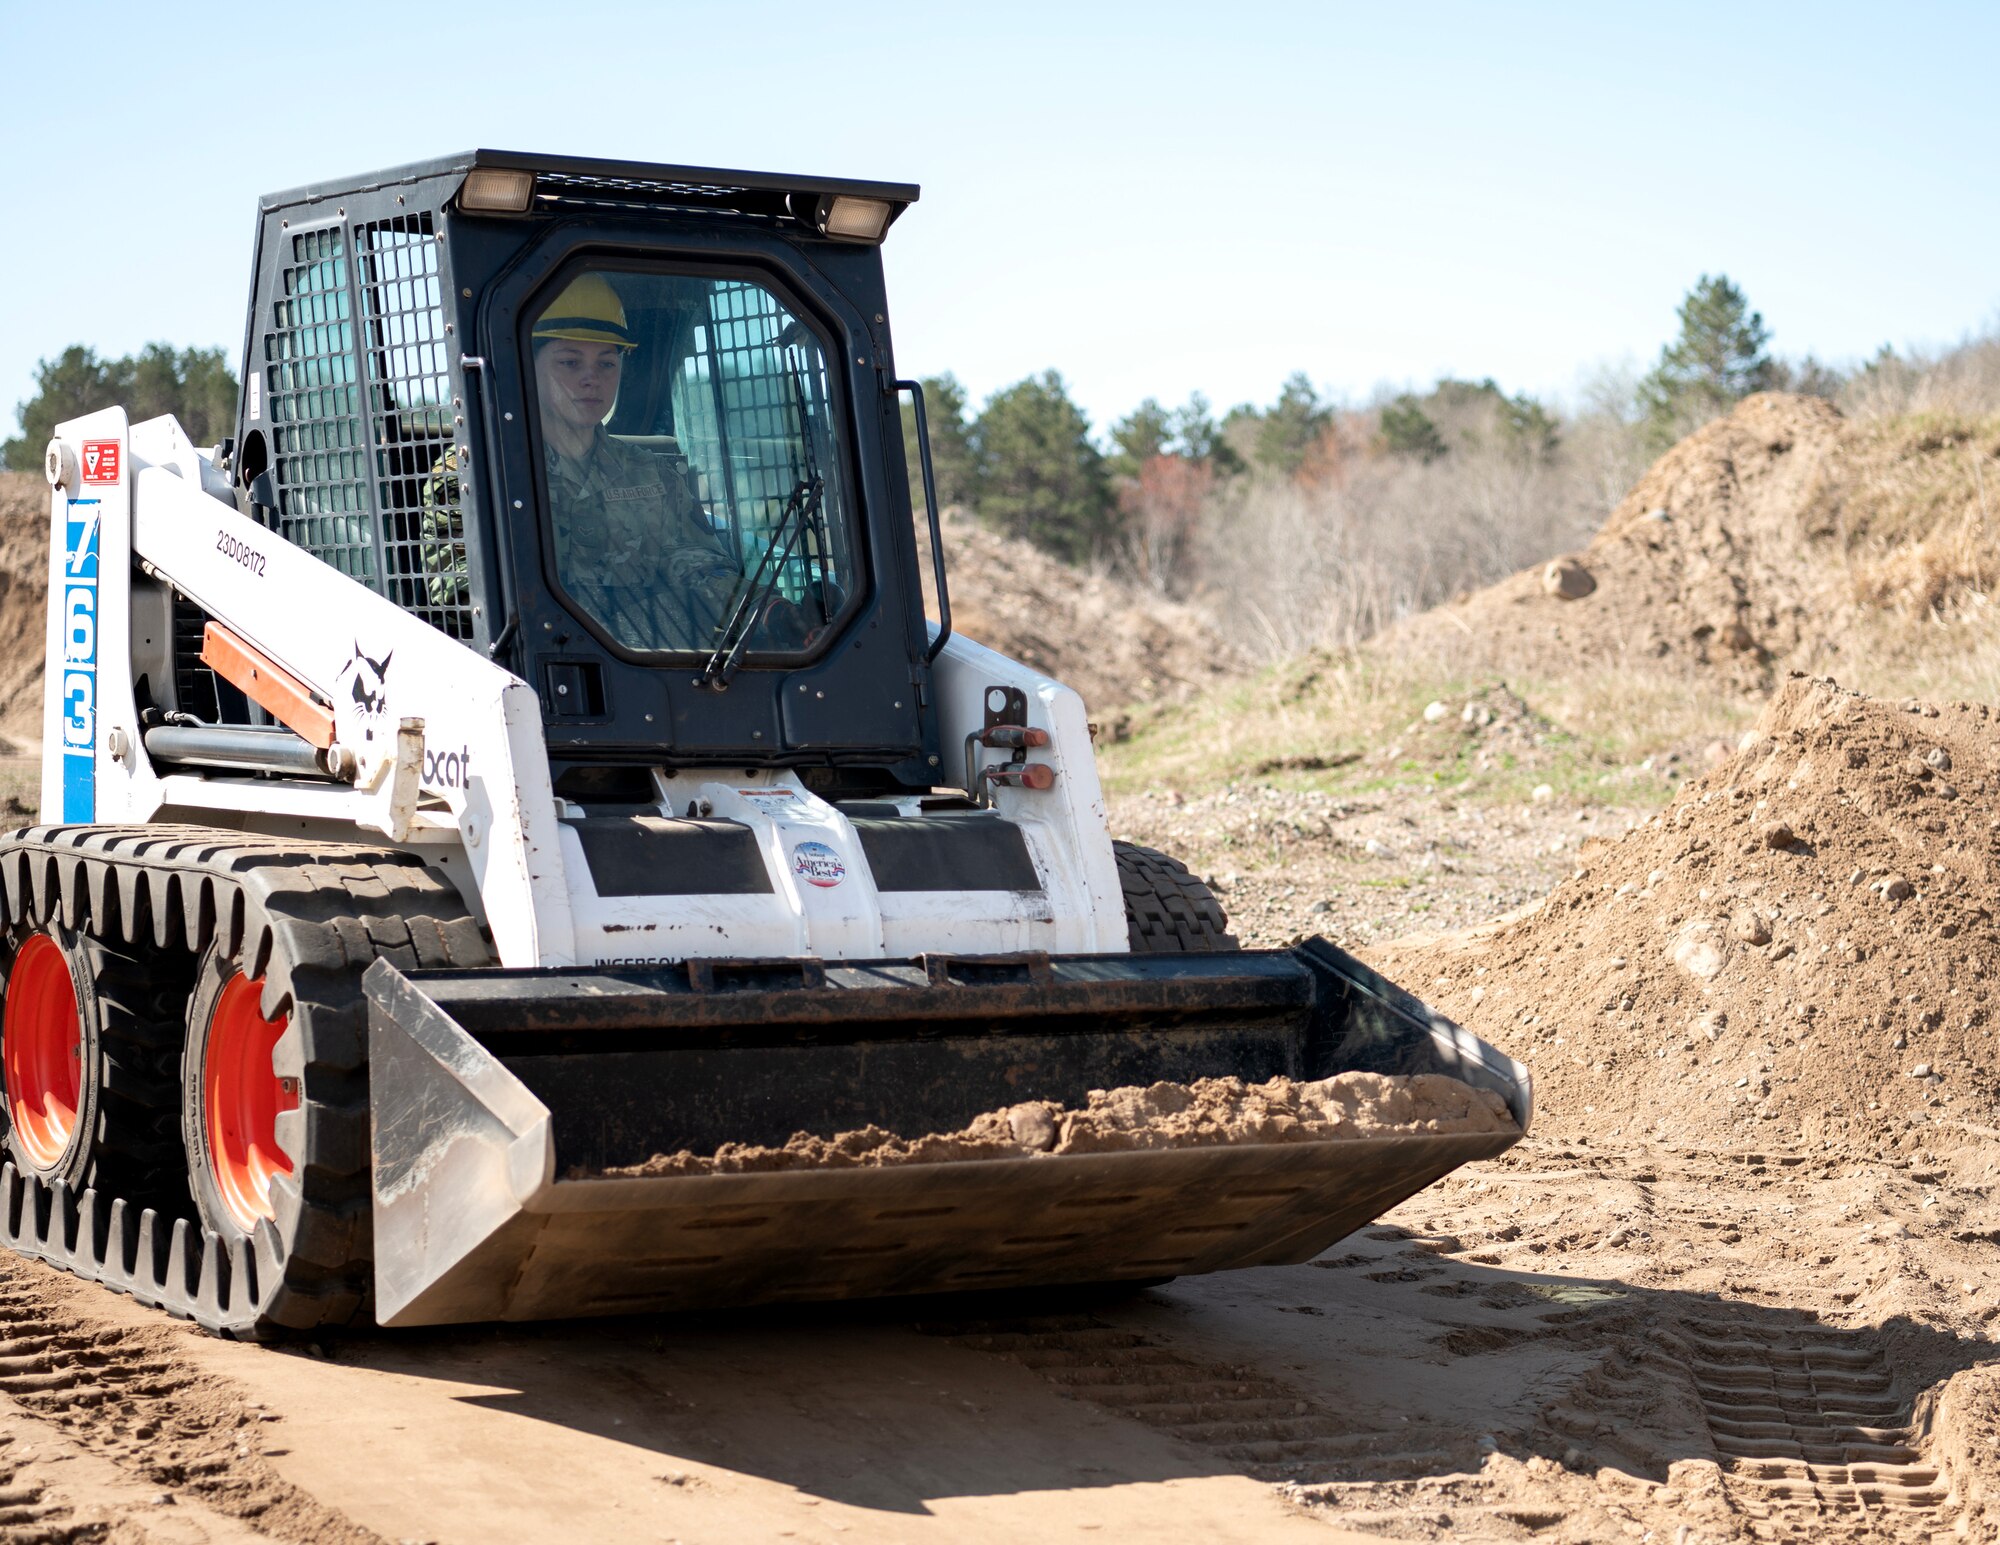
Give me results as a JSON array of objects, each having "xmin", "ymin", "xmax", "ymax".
[{"xmin": 336, "ymin": 643, "xmax": 393, "ymax": 732}]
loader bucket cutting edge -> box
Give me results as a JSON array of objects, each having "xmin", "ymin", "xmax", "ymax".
[{"xmin": 362, "ymin": 939, "xmax": 1530, "ymax": 1328}]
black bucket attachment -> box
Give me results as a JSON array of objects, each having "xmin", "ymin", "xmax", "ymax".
[{"xmin": 363, "ymin": 940, "xmax": 1530, "ymax": 1327}]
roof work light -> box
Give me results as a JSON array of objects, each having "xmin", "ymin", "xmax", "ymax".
[
  {"xmin": 823, "ymin": 196, "xmax": 893, "ymax": 242},
  {"xmin": 460, "ymin": 168, "xmax": 537, "ymax": 213}
]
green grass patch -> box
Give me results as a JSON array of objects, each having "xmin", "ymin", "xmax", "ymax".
[{"xmin": 1100, "ymin": 649, "xmax": 1699, "ymax": 812}]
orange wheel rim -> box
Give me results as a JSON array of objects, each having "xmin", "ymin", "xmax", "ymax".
[
  {"xmin": 203, "ymin": 973, "xmax": 298, "ymax": 1230},
  {"xmin": 3, "ymin": 935, "xmax": 83, "ymax": 1172}
]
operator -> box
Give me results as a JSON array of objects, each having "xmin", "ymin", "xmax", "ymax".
[
  {"xmin": 420, "ymin": 273, "xmax": 809, "ymax": 652},
  {"xmin": 526, "ymin": 273, "xmax": 753, "ymax": 651}
]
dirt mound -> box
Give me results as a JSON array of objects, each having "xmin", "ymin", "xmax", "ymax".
[
  {"xmin": 1378, "ymin": 393, "xmax": 2000, "ymax": 697},
  {"xmin": 1404, "ymin": 675, "xmax": 2000, "ymax": 1156},
  {"xmin": 596, "ymin": 1071, "xmax": 1517, "ymax": 1176},
  {"xmin": 0, "ymin": 472, "xmax": 47, "ymax": 746},
  {"xmin": 925, "ymin": 505, "xmax": 1244, "ymax": 715}
]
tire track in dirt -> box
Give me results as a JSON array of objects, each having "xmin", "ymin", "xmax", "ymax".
[
  {"xmin": 0, "ymin": 1262, "xmax": 377, "ymax": 1543},
  {"xmin": 932, "ymin": 1158, "xmax": 1975, "ymax": 1545},
  {"xmin": 1674, "ymin": 1312, "xmax": 1946, "ymax": 1542},
  {"xmin": 932, "ymin": 1313, "xmax": 1474, "ymax": 1484},
  {"xmin": 0, "ymin": 1434, "xmax": 90, "ymax": 1542}
]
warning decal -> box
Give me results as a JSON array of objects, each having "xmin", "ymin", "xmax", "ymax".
[{"xmin": 81, "ymin": 441, "xmax": 120, "ymax": 484}]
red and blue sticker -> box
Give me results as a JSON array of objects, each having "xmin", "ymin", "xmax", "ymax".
[
  {"xmin": 790, "ymin": 840, "xmax": 846, "ymax": 888},
  {"xmin": 80, "ymin": 441, "xmax": 120, "ymax": 485}
]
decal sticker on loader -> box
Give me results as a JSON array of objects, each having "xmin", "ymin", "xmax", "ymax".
[
  {"xmin": 336, "ymin": 642, "xmax": 393, "ymax": 739},
  {"xmin": 738, "ymin": 787, "xmax": 800, "ymax": 815},
  {"xmin": 80, "ymin": 442, "xmax": 120, "ymax": 484},
  {"xmin": 790, "ymin": 840, "xmax": 846, "ymax": 888},
  {"xmin": 423, "ymin": 745, "xmax": 472, "ymax": 791},
  {"xmin": 61, "ymin": 501, "xmax": 101, "ymax": 821}
]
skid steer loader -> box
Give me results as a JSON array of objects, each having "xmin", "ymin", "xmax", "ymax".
[{"xmin": 11, "ymin": 150, "xmax": 1530, "ymax": 1337}]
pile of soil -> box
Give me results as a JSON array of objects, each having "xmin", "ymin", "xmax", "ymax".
[
  {"xmin": 1404, "ymin": 674, "xmax": 2000, "ymax": 1154},
  {"xmin": 0, "ymin": 472, "xmax": 47, "ymax": 747},
  {"xmin": 1377, "ymin": 393, "xmax": 2000, "ymax": 696},
  {"xmin": 923, "ymin": 504, "xmax": 1244, "ymax": 715},
  {"xmin": 596, "ymin": 1071, "xmax": 1518, "ymax": 1177}
]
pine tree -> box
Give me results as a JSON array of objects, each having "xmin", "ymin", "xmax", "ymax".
[
  {"xmin": 971, "ymin": 371, "xmax": 1114, "ymax": 563},
  {"xmin": 4, "ymin": 344, "xmax": 237, "ymax": 470},
  {"xmin": 1637, "ymin": 275, "xmax": 1775, "ymax": 450},
  {"xmin": 1378, "ymin": 397, "xmax": 1448, "ymax": 462},
  {"xmin": 1165, "ymin": 393, "xmax": 1242, "ymax": 476},
  {"xmin": 1253, "ymin": 373, "xmax": 1332, "ymax": 477},
  {"xmin": 1107, "ymin": 398, "xmax": 1172, "ymax": 482}
]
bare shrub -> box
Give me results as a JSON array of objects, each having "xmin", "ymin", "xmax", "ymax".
[
  {"xmin": 1116, "ymin": 453, "xmax": 1213, "ymax": 596},
  {"xmin": 1185, "ymin": 439, "xmax": 1615, "ymax": 661},
  {"xmin": 1840, "ymin": 328, "xmax": 2000, "ymax": 420},
  {"xmin": 1568, "ymin": 360, "xmax": 1655, "ymax": 511}
]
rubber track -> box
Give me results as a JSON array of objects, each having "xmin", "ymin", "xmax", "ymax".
[
  {"xmin": 1113, "ymin": 840, "xmax": 1237, "ymax": 953},
  {"xmin": 83, "ymin": 930, "xmax": 194, "ymax": 1206},
  {"xmin": 0, "ymin": 824, "xmax": 487, "ymax": 1339}
]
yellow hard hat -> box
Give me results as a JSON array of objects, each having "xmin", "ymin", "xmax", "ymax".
[{"xmin": 532, "ymin": 273, "xmax": 635, "ymax": 349}]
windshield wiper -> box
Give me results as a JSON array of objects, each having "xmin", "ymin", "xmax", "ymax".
[
  {"xmin": 697, "ymin": 469, "xmax": 824, "ymax": 689},
  {"xmin": 697, "ymin": 344, "xmax": 833, "ymax": 691}
]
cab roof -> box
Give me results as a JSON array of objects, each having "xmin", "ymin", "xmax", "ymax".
[{"xmin": 259, "ymin": 148, "xmax": 919, "ymax": 230}]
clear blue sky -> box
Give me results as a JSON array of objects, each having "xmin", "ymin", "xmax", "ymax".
[{"xmin": 2, "ymin": 2, "xmax": 1994, "ymax": 437}]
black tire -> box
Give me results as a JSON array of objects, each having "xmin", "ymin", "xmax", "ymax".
[
  {"xmin": 1112, "ymin": 840, "xmax": 1237, "ymax": 953},
  {"xmin": 169, "ymin": 847, "xmax": 489, "ymax": 1331},
  {"xmin": 0, "ymin": 825, "xmax": 488, "ymax": 1335},
  {"xmin": 0, "ymin": 923, "xmax": 192, "ymax": 1207}
]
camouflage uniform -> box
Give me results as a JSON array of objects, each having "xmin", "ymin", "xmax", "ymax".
[
  {"xmin": 546, "ymin": 429, "xmax": 743, "ymax": 651},
  {"xmin": 420, "ymin": 430, "xmax": 748, "ymax": 651},
  {"xmin": 418, "ymin": 448, "xmax": 471, "ymax": 610}
]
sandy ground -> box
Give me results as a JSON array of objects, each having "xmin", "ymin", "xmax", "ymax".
[
  {"xmin": 0, "ymin": 686, "xmax": 1991, "ymax": 1542},
  {"xmin": 0, "ymin": 743, "xmax": 1988, "ymax": 1545},
  {"xmin": 0, "ymin": 701, "xmax": 1988, "ymax": 1541},
  {"xmin": 0, "ymin": 1120, "xmax": 1988, "ymax": 1544}
]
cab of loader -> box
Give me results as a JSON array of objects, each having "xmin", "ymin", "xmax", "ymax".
[{"xmin": 212, "ymin": 150, "xmax": 945, "ymax": 801}]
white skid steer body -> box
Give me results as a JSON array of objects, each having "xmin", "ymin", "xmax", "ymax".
[
  {"xmin": 41, "ymin": 410, "xmax": 1127, "ymax": 970},
  {"xmin": 21, "ymin": 408, "xmax": 1527, "ymax": 1333}
]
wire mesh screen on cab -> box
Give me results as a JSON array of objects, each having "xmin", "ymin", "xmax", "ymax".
[
  {"xmin": 258, "ymin": 217, "xmax": 472, "ymax": 641},
  {"xmin": 359, "ymin": 216, "xmax": 472, "ymax": 640},
  {"xmin": 265, "ymin": 228, "xmax": 371, "ymax": 578}
]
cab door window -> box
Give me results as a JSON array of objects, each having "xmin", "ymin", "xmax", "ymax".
[{"xmin": 526, "ymin": 266, "xmax": 856, "ymax": 659}]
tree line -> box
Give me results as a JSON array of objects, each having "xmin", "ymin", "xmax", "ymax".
[
  {"xmin": 7, "ymin": 274, "xmax": 1872, "ymax": 581},
  {"xmin": 902, "ymin": 272, "xmax": 1866, "ymax": 572},
  {"xmin": 1, "ymin": 345, "xmax": 236, "ymax": 471}
]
